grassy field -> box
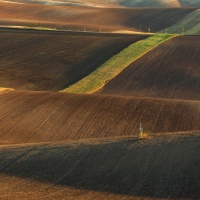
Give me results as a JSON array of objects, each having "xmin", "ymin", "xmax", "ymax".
[
  {"xmin": 62, "ymin": 34, "xmax": 177, "ymax": 94},
  {"xmin": 1, "ymin": 90, "xmax": 200, "ymax": 144}
]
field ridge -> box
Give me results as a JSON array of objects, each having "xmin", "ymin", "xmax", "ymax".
[
  {"xmin": 0, "ymin": 89, "xmax": 200, "ymax": 144},
  {"xmin": 0, "ymin": 132, "xmax": 200, "ymax": 199},
  {"xmin": 61, "ymin": 34, "xmax": 177, "ymax": 94},
  {"xmin": 160, "ymin": 9, "xmax": 200, "ymax": 35}
]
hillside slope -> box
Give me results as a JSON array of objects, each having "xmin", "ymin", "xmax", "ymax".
[
  {"xmin": 97, "ymin": 36, "xmax": 200, "ymax": 100},
  {"xmin": 120, "ymin": 0, "xmax": 200, "ymax": 8},
  {"xmin": 0, "ymin": 133, "xmax": 200, "ymax": 199},
  {"xmin": 0, "ymin": 29, "xmax": 145, "ymax": 91},
  {"xmin": 0, "ymin": 90, "xmax": 199, "ymax": 144},
  {"xmin": 0, "ymin": 2, "xmax": 196, "ymax": 32},
  {"xmin": 1, "ymin": 0, "xmax": 200, "ymax": 8},
  {"xmin": 160, "ymin": 9, "xmax": 200, "ymax": 35}
]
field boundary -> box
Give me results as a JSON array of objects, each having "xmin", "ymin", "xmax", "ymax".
[
  {"xmin": 159, "ymin": 9, "xmax": 200, "ymax": 35},
  {"xmin": 61, "ymin": 34, "xmax": 178, "ymax": 94}
]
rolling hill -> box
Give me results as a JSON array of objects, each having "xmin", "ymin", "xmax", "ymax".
[
  {"xmin": 0, "ymin": 1, "xmax": 197, "ymax": 32},
  {"xmin": 0, "ymin": 132, "xmax": 199, "ymax": 199},
  {"xmin": 0, "ymin": 1, "xmax": 199, "ymax": 199},
  {"xmin": 0, "ymin": 90, "xmax": 199, "ymax": 144},
  {"xmin": 1, "ymin": 0, "xmax": 200, "ymax": 8},
  {"xmin": 97, "ymin": 36, "xmax": 200, "ymax": 100},
  {"xmin": 0, "ymin": 29, "xmax": 146, "ymax": 91}
]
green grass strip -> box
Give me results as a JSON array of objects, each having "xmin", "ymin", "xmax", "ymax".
[
  {"xmin": 61, "ymin": 34, "xmax": 177, "ymax": 94},
  {"xmin": 159, "ymin": 9, "xmax": 200, "ymax": 35}
]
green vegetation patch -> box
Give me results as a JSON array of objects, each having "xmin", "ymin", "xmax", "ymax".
[
  {"xmin": 160, "ymin": 9, "xmax": 200, "ymax": 35},
  {"xmin": 61, "ymin": 34, "xmax": 177, "ymax": 94}
]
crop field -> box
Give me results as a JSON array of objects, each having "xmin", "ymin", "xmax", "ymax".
[
  {"xmin": 160, "ymin": 9, "xmax": 200, "ymax": 35},
  {"xmin": 0, "ymin": 1, "xmax": 197, "ymax": 33},
  {"xmin": 0, "ymin": 1, "xmax": 200, "ymax": 199},
  {"xmin": 97, "ymin": 36, "xmax": 200, "ymax": 101},
  {"xmin": 0, "ymin": 133, "xmax": 200, "ymax": 200},
  {"xmin": 0, "ymin": 29, "xmax": 146, "ymax": 91},
  {"xmin": 0, "ymin": 90, "xmax": 200, "ymax": 144},
  {"xmin": 1, "ymin": 0, "xmax": 200, "ymax": 8},
  {"xmin": 64, "ymin": 34, "xmax": 176, "ymax": 94}
]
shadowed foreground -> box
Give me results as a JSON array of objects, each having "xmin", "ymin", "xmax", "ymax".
[{"xmin": 0, "ymin": 133, "xmax": 200, "ymax": 199}]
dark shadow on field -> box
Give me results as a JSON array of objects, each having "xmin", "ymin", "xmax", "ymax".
[
  {"xmin": 0, "ymin": 28, "xmax": 147, "ymax": 92},
  {"xmin": 124, "ymin": 9, "xmax": 195, "ymax": 33},
  {"xmin": 0, "ymin": 135, "xmax": 200, "ymax": 199},
  {"xmin": 60, "ymin": 35, "xmax": 148, "ymax": 91}
]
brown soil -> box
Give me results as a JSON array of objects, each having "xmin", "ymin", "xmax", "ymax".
[
  {"xmin": 2, "ymin": 0, "xmax": 200, "ymax": 8},
  {"xmin": 0, "ymin": 2, "xmax": 196, "ymax": 32},
  {"xmin": 0, "ymin": 133, "xmax": 199, "ymax": 199},
  {"xmin": 0, "ymin": 90, "xmax": 199, "ymax": 144},
  {"xmin": 97, "ymin": 36, "xmax": 200, "ymax": 101},
  {"xmin": 0, "ymin": 2, "xmax": 199, "ymax": 198},
  {"xmin": 0, "ymin": 29, "xmax": 146, "ymax": 91}
]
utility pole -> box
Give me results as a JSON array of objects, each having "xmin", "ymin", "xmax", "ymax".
[
  {"xmin": 139, "ymin": 122, "xmax": 143, "ymax": 138},
  {"xmin": 182, "ymin": 24, "xmax": 184, "ymax": 34},
  {"xmin": 148, "ymin": 26, "xmax": 151, "ymax": 33},
  {"xmin": 165, "ymin": 27, "xmax": 168, "ymax": 34},
  {"xmin": 140, "ymin": 24, "xmax": 142, "ymax": 32}
]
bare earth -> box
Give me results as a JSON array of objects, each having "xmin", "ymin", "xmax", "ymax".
[
  {"xmin": 97, "ymin": 36, "xmax": 200, "ymax": 101},
  {"xmin": 0, "ymin": 29, "xmax": 146, "ymax": 91},
  {"xmin": 0, "ymin": 2, "xmax": 196, "ymax": 32},
  {"xmin": 0, "ymin": 1, "xmax": 200, "ymax": 199},
  {"xmin": 0, "ymin": 133, "xmax": 199, "ymax": 199},
  {"xmin": 0, "ymin": 90, "xmax": 199, "ymax": 144}
]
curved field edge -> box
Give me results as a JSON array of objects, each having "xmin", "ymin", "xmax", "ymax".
[
  {"xmin": 61, "ymin": 34, "xmax": 177, "ymax": 94},
  {"xmin": 160, "ymin": 9, "xmax": 200, "ymax": 35},
  {"xmin": 1, "ymin": 90, "xmax": 200, "ymax": 144}
]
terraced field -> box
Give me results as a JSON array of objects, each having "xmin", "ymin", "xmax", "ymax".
[
  {"xmin": 97, "ymin": 36, "xmax": 200, "ymax": 100},
  {"xmin": 0, "ymin": 29, "xmax": 146, "ymax": 91},
  {"xmin": 0, "ymin": 133, "xmax": 199, "ymax": 200}
]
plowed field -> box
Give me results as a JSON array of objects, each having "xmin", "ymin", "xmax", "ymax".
[
  {"xmin": 0, "ymin": 133, "xmax": 199, "ymax": 199},
  {"xmin": 0, "ymin": 90, "xmax": 199, "ymax": 144},
  {"xmin": 2, "ymin": 0, "xmax": 200, "ymax": 8},
  {"xmin": 0, "ymin": 2, "xmax": 196, "ymax": 32},
  {"xmin": 0, "ymin": 1, "xmax": 199, "ymax": 199},
  {"xmin": 0, "ymin": 29, "xmax": 145, "ymax": 91},
  {"xmin": 97, "ymin": 36, "xmax": 200, "ymax": 101}
]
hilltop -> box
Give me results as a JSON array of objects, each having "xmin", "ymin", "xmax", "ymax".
[{"xmin": 1, "ymin": 0, "xmax": 200, "ymax": 8}]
